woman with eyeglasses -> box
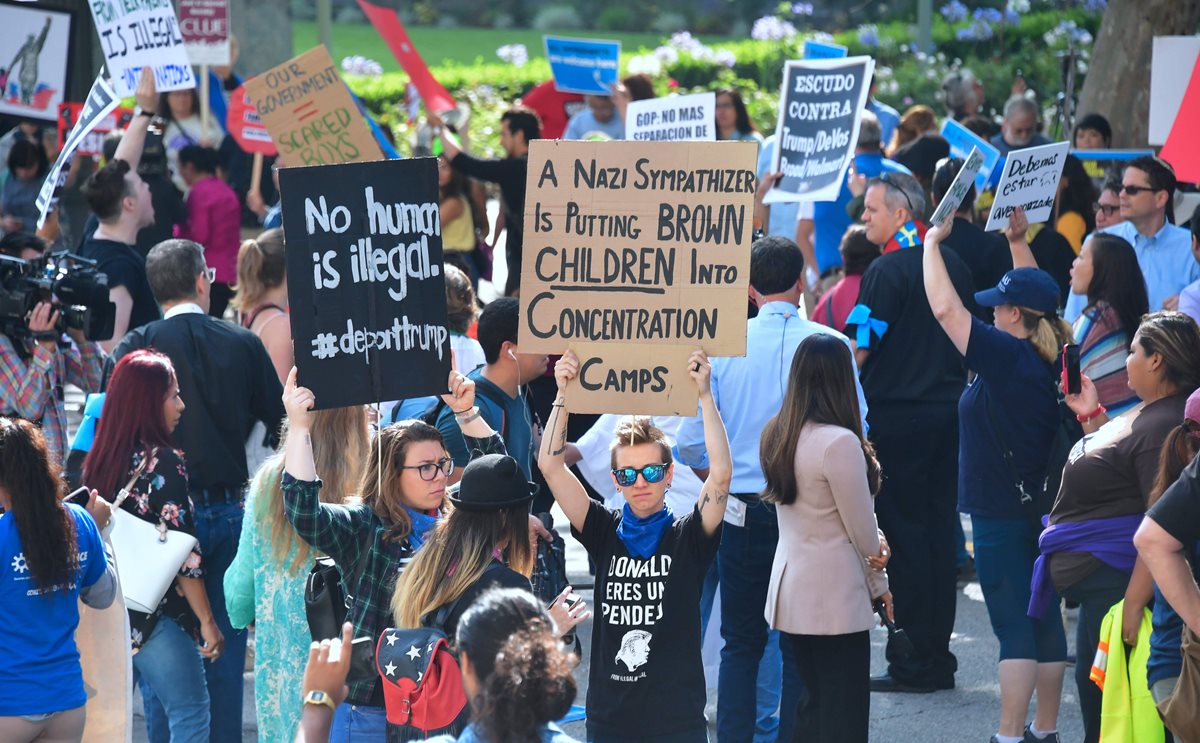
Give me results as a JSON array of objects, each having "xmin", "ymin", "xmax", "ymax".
[
  {"xmin": 281, "ymin": 365, "xmax": 507, "ymax": 743},
  {"xmin": 539, "ymin": 348, "xmax": 732, "ymax": 743},
  {"xmin": 1069, "ymin": 233, "xmax": 1149, "ymax": 416}
]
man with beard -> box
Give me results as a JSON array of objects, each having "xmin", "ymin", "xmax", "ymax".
[{"xmin": 990, "ymin": 96, "xmax": 1051, "ymax": 157}]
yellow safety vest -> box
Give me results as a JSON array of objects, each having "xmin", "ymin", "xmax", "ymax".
[{"xmin": 1088, "ymin": 599, "xmax": 1165, "ymax": 743}]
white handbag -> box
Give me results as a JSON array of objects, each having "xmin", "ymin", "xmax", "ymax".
[{"xmin": 108, "ymin": 450, "xmax": 199, "ymax": 614}]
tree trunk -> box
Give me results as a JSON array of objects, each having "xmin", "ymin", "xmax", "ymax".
[
  {"xmin": 1078, "ymin": 0, "xmax": 1200, "ymax": 147},
  {"xmin": 230, "ymin": 0, "xmax": 293, "ymax": 79}
]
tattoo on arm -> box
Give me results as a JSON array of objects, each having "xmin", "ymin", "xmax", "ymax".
[{"xmin": 551, "ymin": 424, "xmax": 567, "ymax": 457}]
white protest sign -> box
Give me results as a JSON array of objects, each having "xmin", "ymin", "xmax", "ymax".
[
  {"xmin": 179, "ymin": 0, "xmax": 231, "ymax": 66},
  {"xmin": 984, "ymin": 141, "xmax": 1070, "ymax": 232},
  {"xmin": 625, "ymin": 93, "xmax": 716, "ymax": 142},
  {"xmin": 36, "ymin": 74, "xmax": 121, "ymax": 229},
  {"xmin": 88, "ymin": 0, "xmax": 196, "ymax": 96},
  {"xmin": 929, "ymin": 146, "xmax": 984, "ymax": 227},
  {"xmin": 1150, "ymin": 36, "xmax": 1200, "ymax": 146},
  {"xmin": 766, "ymin": 56, "xmax": 874, "ymax": 204}
]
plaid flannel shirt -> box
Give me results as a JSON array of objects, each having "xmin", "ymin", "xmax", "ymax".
[
  {"xmin": 282, "ymin": 431, "xmax": 506, "ymax": 706},
  {"xmin": 0, "ymin": 334, "xmax": 104, "ymax": 462}
]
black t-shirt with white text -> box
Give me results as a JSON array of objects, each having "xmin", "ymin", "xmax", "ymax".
[{"xmin": 572, "ymin": 500, "xmax": 719, "ymax": 738}]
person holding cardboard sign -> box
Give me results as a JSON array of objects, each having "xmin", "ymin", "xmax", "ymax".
[{"xmin": 539, "ymin": 348, "xmax": 731, "ymax": 743}]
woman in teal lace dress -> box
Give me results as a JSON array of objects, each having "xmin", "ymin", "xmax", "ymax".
[{"xmin": 224, "ymin": 405, "xmax": 370, "ymax": 743}]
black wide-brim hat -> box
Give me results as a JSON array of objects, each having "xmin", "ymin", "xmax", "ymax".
[{"xmin": 447, "ymin": 453, "xmax": 539, "ymax": 512}]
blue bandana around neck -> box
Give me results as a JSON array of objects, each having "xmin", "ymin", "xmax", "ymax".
[
  {"xmin": 617, "ymin": 502, "xmax": 674, "ymax": 559},
  {"xmin": 404, "ymin": 505, "xmax": 440, "ymax": 549}
]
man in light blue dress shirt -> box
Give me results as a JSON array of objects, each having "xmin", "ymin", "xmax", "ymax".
[
  {"xmin": 676, "ymin": 236, "xmax": 867, "ymax": 743},
  {"xmin": 562, "ymin": 95, "xmax": 625, "ymax": 140},
  {"xmin": 1065, "ymin": 156, "xmax": 1198, "ymax": 321}
]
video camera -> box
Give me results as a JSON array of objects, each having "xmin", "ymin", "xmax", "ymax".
[{"xmin": 0, "ymin": 252, "xmax": 116, "ymax": 342}]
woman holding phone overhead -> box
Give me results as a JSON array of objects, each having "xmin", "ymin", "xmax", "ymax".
[
  {"xmin": 923, "ymin": 206, "xmax": 1072, "ymax": 743},
  {"xmin": 539, "ymin": 349, "xmax": 732, "ymax": 743}
]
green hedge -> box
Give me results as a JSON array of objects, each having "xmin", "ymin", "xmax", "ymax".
[{"xmin": 347, "ymin": 8, "xmax": 1101, "ymax": 157}]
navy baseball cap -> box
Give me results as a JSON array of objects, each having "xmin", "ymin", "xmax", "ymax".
[{"xmin": 974, "ymin": 268, "xmax": 1061, "ymax": 314}]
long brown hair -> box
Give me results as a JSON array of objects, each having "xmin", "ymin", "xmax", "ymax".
[
  {"xmin": 231, "ymin": 228, "xmax": 286, "ymax": 314},
  {"xmin": 390, "ymin": 504, "xmax": 534, "ymax": 628},
  {"xmin": 361, "ymin": 420, "xmax": 446, "ymax": 542},
  {"xmin": 254, "ymin": 406, "xmax": 369, "ymax": 574},
  {"xmin": 760, "ymin": 334, "xmax": 881, "ymax": 505},
  {"xmin": 0, "ymin": 417, "xmax": 77, "ymax": 594},
  {"xmin": 1151, "ymin": 427, "xmax": 1200, "ymax": 507},
  {"xmin": 1135, "ymin": 312, "xmax": 1200, "ymax": 396}
]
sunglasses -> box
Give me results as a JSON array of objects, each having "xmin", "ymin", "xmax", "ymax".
[
  {"xmin": 878, "ymin": 172, "xmax": 915, "ymax": 214},
  {"xmin": 1119, "ymin": 184, "xmax": 1160, "ymax": 196},
  {"xmin": 399, "ymin": 458, "xmax": 455, "ymax": 481},
  {"xmin": 203, "ymin": 267, "xmax": 216, "ymax": 283},
  {"xmin": 1093, "ymin": 202, "xmax": 1120, "ymax": 216},
  {"xmin": 612, "ymin": 464, "xmax": 668, "ymax": 488}
]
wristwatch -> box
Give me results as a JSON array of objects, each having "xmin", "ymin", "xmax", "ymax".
[{"xmin": 303, "ymin": 690, "xmax": 337, "ymax": 712}]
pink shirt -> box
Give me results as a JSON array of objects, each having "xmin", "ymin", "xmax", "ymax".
[
  {"xmin": 812, "ymin": 274, "xmax": 863, "ymax": 332},
  {"xmin": 179, "ymin": 176, "xmax": 241, "ymax": 284}
]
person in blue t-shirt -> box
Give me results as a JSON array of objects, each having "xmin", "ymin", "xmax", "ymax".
[
  {"xmin": 0, "ymin": 417, "xmax": 117, "ymax": 740},
  {"xmin": 923, "ymin": 207, "xmax": 1071, "ymax": 743},
  {"xmin": 436, "ymin": 297, "xmax": 547, "ymax": 483}
]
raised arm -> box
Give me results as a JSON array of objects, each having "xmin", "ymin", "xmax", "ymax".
[
  {"xmin": 114, "ymin": 67, "xmax": 159, "ymax": 173},
  {"xmin": 1004, "ymin": 205, "xmax": 1037, "ymax": 269},
  {"xmin": 537, "ymin": 350, "xmax": 590, "ymax": 532},
  {"xmin": 922, "ymin": 218, "xmax": 972, "ymax": 356},
  {"xmin": 690, "ymin": 350, "xmax": 732, "ymax": 535}
]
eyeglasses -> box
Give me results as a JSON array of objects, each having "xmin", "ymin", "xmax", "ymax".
[
  {"xmin": 612, "ymin": 464, "xmax": 668, "ymax": 487},
  {"xmin": 1093, "ymin": 202, "xmax": 1120, "ymax": 216},
  {"xmin": 878, "ymin": 172, "xmax": 915, "ymax": 214},
  {"xmin": 1119, "ymin": 184, "xmax": 1160, "ymax": 196},
  {"xmin": 399, "ymin": 458, "xmax": 455, "ymax": 481},
  {"xmin": 203, "ymin": 267, "xmax": 216, "ymax": 283}
]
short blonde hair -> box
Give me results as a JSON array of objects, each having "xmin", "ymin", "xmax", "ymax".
[{"xmin": 610, "ymin": 417, "xmax": 673, "ymax": 468}]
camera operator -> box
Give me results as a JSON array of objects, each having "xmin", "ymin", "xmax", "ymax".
[{"xmin": 0, "ymin": 235, "xmax": 105, "ymax": 463}]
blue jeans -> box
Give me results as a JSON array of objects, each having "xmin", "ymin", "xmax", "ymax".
[
  {"xmin": 717, "ymin": 500, "xmax": 801, "ymax": 743},
  {"xmin": 133, "ymin": 617, "xmax": 210, "ymax": 743},
  {"xmin": 971, "ymin": 515, "xmax": 1067, "ymax": 662},
  {"xmin": 699, "ymin": 561, "xmax": 784, "ymax": 743},
  {"xmin": 329, "ymin": 703, "xmax": 387, "ymax": 743},
  {"xmin": 193, "ymin": 498, "xmax": 249, "ymax": 743}
]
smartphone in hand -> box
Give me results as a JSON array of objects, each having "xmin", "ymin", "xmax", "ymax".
[
  {"xmin": 63, "ymin": 487, "xmax": 90, "ymax": 507},
  {"xmin": 1063, "ymin": 344, "xmax": 1081, "ymax": 395}
]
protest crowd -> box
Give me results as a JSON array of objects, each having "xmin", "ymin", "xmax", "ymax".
[{"xmin": 7, "ymin": 3, "xmax": 1200, "ymax": 743}]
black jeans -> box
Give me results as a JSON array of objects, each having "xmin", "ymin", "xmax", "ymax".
[
  {"xmin": 786, "ymin": 631, "xmax": 870, "ymax": 743},
  {"xmin": 870, "ymin": 403, "xmax": 960, "ymax": 686},
  {"xmin": 1058, "ymin": 564, "xmax": 1130, "ymax": 743}
]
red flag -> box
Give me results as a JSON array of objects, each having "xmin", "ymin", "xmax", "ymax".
[
  {"xmin": 1160, "ymin": 54, "xmax": 1200, "ymax": 184},
  {"xmin": 356, "ymin": 1, "xmax": 455, "ymax": 113}
]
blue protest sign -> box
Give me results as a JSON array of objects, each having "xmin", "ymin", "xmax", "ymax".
[
  {"xmin": 941, "ymin": 118, "xmax": 1001, "ymax": 193},
  {"xmin": 803, "ymin": 40, "xmax": 848, "ymax": 59},
  {"xmin": 544, "ymin": 36, "xmax": 621, "ymax": 95}
]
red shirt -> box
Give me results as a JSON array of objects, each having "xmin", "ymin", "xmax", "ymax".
[
  {"xmin": 179, "ymin": 175, "xmax": 241, "ymax": 284},
  {"xmin": 812, "ymin": 274, "xmax": 863, "ymax": 332},
  {"xmin": 520, "ymin": 81, "xmax": 584, "ymax": 140}
]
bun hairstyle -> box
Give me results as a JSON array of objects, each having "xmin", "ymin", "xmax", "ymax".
[
  {"xmin": 444, "ymin": 264, "xmax": 477, "ymax": 334},
  {"xmin": 231, "ymin": 228, "xmax": 286, "ymax": 314},
  {"xmin": 610, "ymin": 416, "xmax": 673, "ymax": 469},
  {"xmin": 456, "ymin": 588, "xmax": 577, "ymax": 743}
]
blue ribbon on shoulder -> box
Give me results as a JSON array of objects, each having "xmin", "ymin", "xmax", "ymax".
[{"xmin": 845, "ymin": 304, "xmax": 889, "ymax": 349}]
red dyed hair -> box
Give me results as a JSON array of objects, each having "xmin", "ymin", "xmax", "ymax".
[{"xmin": 84, "ymin": 350, "xmax": 177, "ymax": 499}]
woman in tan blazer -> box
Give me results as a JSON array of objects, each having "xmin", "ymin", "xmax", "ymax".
[{"xmin": 761, "ymin": 333, "xmax": 892, "ymax": 743}]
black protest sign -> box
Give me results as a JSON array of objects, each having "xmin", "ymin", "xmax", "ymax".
[
  {"xmin": 766, "ymin": 56, "xmax": 875, "ymax": 203},
  {"xmin": 280, "ymin": 158, "xmax": 451, "ymax": 410}
]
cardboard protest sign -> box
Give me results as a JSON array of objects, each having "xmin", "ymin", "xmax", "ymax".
[
  {"xmin": 37, "ymin": 74, "xmax": 121, "ymax": 229},
  {"xmin": 941, "ymin": 118, "xmax": 1001, "ymax": 193},
  {"xmin": 279, "ymin": 158, "xmax": 451, "ymax": 410},
  {"xmin": 244, "ymin": 46, "xmax": 382, "ymax": 167},
  {"xmin": 544, "ymin": 36, "xmax": 620, "ymax": 96},
  {"xmin": 226, "ymin": 84, "xmax": 277, "ymax": 156},
  {"xmin": 803, "ymin": 40, "xmax": 848, "ymax": 59},
  {"xmin": 984, "ymin": 141, "xmax": 1070, "ymax": 232},
  {"xmin": 519, "ymin": 139, "xmax": 757, "ymax": 415},
  {"xmin": 625, "ymin": 93, "xmax": 715, "ymax": 142},
  {"xmin": 765, "ymin": 56, "xmax": 874, "ymax": 204},
  {"xmin": 1150, "ymin": 36, "xmax": 1200, "ymax": 146},
  {"xmin": 87, "ymin": 0, "xmax": 195, "ymax": 96},
  {"xmin": 57, "ymin": 103, "xmax": 133, "ymax": 157},
  {"xmin": 0, "ymin": 3, "xmax": 73, "ymax": 122},
  {"xmin": 929, "ymin": 146, "xmax": 984, "ymax": 226},
  {"xmin": 178, "ymin": 0, "xmax": 230, "ymax": 66}
]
